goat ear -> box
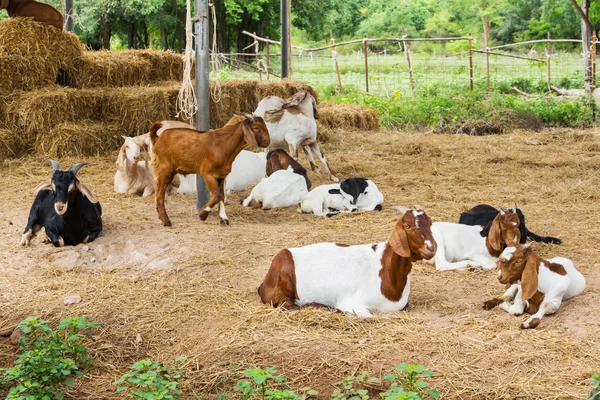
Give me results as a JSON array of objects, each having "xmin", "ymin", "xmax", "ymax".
[
  {"xmin": 521, "ymin": 251, "xmax": 539, "ymax": 301},
  {"xmin": 488, "ymin": 214, "xmax": 504, "ymax": 252},
  {"xmin": 312, "ymin": 97, "xmax": 318, "ymax": 119},
  {"xmin": 328, "ymin": 189, "xmax": 341, "ymax": 195},
  {"xmin": 76, "ymin": 182, "xmax": 99, "ymax": 204},
  {"xmin": 33, "ymin": 180, "xmax": 52, "ymax": 194},
  {"xmin": 116, "ymin": 145, "xmax": 126, "ymax": 172},
  {"xmin": 389, "ymin": 222, "xmax": 411, "ymax": 258},
  {"xmin": 242, "ymin": 123, "xmax": 259, "ymax": 149},
  {"xmin": 266, "ymin": 154, "xmax": 281, "ymax": 176}
]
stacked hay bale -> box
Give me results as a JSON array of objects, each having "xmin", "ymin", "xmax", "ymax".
[
  {"xmin": 0, "ymin": 18, "xmax": 375, "ymax": 159},
  {"xmin": 318, "ymin": 102, "xmax": 380, "ymax": 131}
]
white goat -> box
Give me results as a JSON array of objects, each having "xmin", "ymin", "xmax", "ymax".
[
  {"xmin": 176, "ymin": 150, "xmax": 268, "ymax": 195},
  {"xmin": 255, "ymin": 91, "xmax": 338, "ymax": 181},
  {"xmin": 299, "ymin": 184, "xmax": 356, "ymax": 217},
  {"xmin": 114, "ymin": 136, "xmax": 154, "ymax": 196},
  {"xmin": 428, "ymin": 210, "xmax": 521, "ymax": 271},
  {"xmin": 484, "ymin": 243, "xmax": 586, "ymax": 329},
  {"xmin": 242, "ymin": 167, "xmax": 308, "ymax": 209}
]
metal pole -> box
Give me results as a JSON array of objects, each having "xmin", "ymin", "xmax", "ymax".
[
  {"xmin": 195, "ymin": 0, "xmax": 211, "ymax": 210},
  {"xmin": 547, "ymin": 32, "xmax": 552, "ymax": 94},
  {"xmin": 281, "ymin": 0, "xmax": 289, "ymax": 78},
  {"xmin": 64, "ymin": 0, "xmax": 74, "ymax": 32}
]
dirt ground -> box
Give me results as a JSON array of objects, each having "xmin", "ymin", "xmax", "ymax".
[{"xmin": 0, "ymin": 127, "xmax": 599, "ymax": 399}]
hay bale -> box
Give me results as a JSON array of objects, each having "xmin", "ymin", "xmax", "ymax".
[
  {"xmin": 0, "ymin": 17, "xmax": 84, "ymax": 91},
  {"xmin": 0, "ymin": 127, "xmax": 23, "ymax": 159},
  {"xmin": 34, "ymin": 121, "xmax": 122, "ymax": 157},
  {"xmin": 67, "ymin": 51, "xmax": 152, "ymax": 88},
  {"xmin": 66, "ymin": 50, "xmax": 186, "ymax": 88},
  {"xmin": 318, "ymin": 102, "xmax": 380, "ymax": 131}
]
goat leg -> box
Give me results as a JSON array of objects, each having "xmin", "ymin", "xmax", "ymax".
[
  {"xmin": 302, "ymin": 145, "xmax": 320, "ymax": 172},
  {"xmin": 309, "ymin": 142, "xmax": 339, "ymax": 182}
]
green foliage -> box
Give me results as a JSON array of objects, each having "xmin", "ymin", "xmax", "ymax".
[
  {"xmin": 331, "ymin": 372, "xmax": 380, "ymax": 400},
  {"xmin": 234, "ymin": 367, "xmax": 317, "ymax": 400},
  {"xmin": 381, "ymin": 364, "xmax": 439, "ymax": 400},
  {"xmin": 0, "ymin": 316, "xmax": 99, "ymax": 400},
  {"xmin": 589, "ymin": 368, "xmax": 600, "ymax": 400},
  {"xmin": 114, "ymin": 357, "xmax": 186, "ymax": 400}
]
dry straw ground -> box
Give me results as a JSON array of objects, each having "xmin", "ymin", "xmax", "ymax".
[{"xmin": 0, "ymin": 127, "xmax": 599, "ymax": 399}]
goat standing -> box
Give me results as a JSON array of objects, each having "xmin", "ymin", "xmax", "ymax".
[
  {"xmin": 21, "ymin": 161, "xmax": 102, "ymax": 247},
  {"xmin": 150, "ymin": 115, "xmax": 270, "ymax": 226},
  {"xmin": 255, "ymin": 91, "xmax": 338, "ymax": 182}
]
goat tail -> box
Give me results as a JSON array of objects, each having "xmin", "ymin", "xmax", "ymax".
[{"xmin": 149, "ymin": 122, "xmax": 163, "ymax": 145}]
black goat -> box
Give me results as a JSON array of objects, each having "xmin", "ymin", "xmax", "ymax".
[
  {"xmin": 458, "ymin": 204, "xmax": 561, "ymax": 244},
  {"xmin": 21, "ymin": 161, "xmax": 102, "ymax": 247}
]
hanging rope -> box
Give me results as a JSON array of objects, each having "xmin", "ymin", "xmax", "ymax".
[
  {"xmin": 175, "ymin": 0, "xmax": 197, "ymax": 125},
  {"xmin": 209, "ymin": 2, "xmax": 222, "ymax": 102}
]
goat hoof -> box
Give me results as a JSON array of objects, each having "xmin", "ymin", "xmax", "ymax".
[
  {"xmin": 483, "ymin": 299, "xmax": 502, "ymax": 310},
  {"xmin": 329, "ymin": 175, "xmax": 340, "ymax": 182},
  {"xmin": 163, "ymin": 220, "xmax": 172, "ymax": 227},
  {"xmin": 220, "ymin": 218, "xmax": 230, "ymax": 226},
  {"xmin": 199, "ymin": 211, "xmax": 209, "ymax": 221},
  {"xmin": 239, "ymin": 196, "xmax": 246, "ymax": 205}
]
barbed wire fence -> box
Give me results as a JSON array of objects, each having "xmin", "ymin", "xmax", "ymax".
[{"xmin": 208, "ymin": 30, "xmax": 595, "ymax": 101}]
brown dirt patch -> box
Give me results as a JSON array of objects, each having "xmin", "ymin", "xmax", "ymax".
[{"xmin": 0, "ymin": 128, "xmax": 599, "ymax": 399}]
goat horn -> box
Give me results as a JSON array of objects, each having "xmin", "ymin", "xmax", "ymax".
[
  {"xmin": 49, "ymin": 160, "xmax": 62, "ymax": 172},
  {"xmin": 413, "ymin": 204, "xmax": 423, "ymax": 211},
  {"xmin": 514, "ymin": 202, "xmax": 518, "ymax": 210},
  {"xmin": 391, "ymin": 205, "xmax": 410, "ymax": 215},
  {"xmin": 68, "ymin": 162, "xmax": 90, "ymax": 176},
  {"xmin": 500, "ymin": 208, "xmax": 506, "ymax": 215},
  {"xmin": 243, "ymin": 113, "xmax": 254, "ymax": 121}
]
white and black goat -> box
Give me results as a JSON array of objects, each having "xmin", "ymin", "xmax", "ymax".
[
  {"xmin": 21, "ymin": 161, "xmax": 102, "ymax": 247},
  {"xmin": 258, "ymin": 206, "xmax": 437, "ymax": 316},
  {"xmin": 459, "ymin": 203, "xmax": 561, "ymax": 244},
  {"xmin": 254, "ymin": 91, "xmax": 338, "ymax": 181},
  {"xmin": 427, "ymin": 210, "xmax": 521, "ymax": 271},
  {"xmin": 483, "ymin": 243, "xmax": 585, "ymax": 329},
  {"xmin": 300, "ymin": 178, "xmax": 383, "ymax": 217}
]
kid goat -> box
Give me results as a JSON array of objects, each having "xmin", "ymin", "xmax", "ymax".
[
  {"xmin": 483, "ymin": 243, "xmax": 585, "ymax": 329},
  {"xmin": 258, "ymin": 206, "xmax": 437, "ymax": 316},
  {"xmin": 429, "ymin": 210, "xmax": 521, "ymax": 271},
  {"xmin": 150, "ymin": 114, "xmax": 270, "ymax": 226},
  {"xmin": 21, "ymin": 161, "xmax": 102, "ymax": 247}
]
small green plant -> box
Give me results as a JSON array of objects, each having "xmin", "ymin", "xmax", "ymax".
[
  {"xmin": 381, "ymin": 364, "xmax": 439, "ymax": 400},
  {"xmin": 0, "ymin": 316, "xmax": 99, "ymax": 400},
  {"xmin": 331, "ymin": 371, "xmax": 380, "ymax": 400},
  {"xmin": 234, "ymin": 367, "xmax": 316, "ymax": 400},
  {"xmin": 114, "ymin": 356, "xmax": 186, "ymax": 400},
  {"xmin": 589, "ymin": 368, "xmax": 600, "ymax": 400}
]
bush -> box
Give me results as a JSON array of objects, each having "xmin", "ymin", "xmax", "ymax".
[
  {"xmin": 114, "ymin": 357, "xmax": 186, "ymax": 400},
  {"xmin": 234, "ymin": 367, "xmax": 317, "ymax": 400},
  {"xmin": 589, "ymin": 368, "xmax": 600, "ymax": 400},
  {"xmin": 0, "ymin": 316, "xmax": 99, "ymax": 400}
]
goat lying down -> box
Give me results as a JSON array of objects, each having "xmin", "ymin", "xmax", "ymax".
[
  {"xmin": 258, "ymin": 206, "xmax": 437, "ymax": 316},
  {"xmin": 483, "ymin": 243, "xmax": 585, "ymax": 329},
  {"xmin": 427, "ymin": 210, "xmax": 521, "ymax": 271},
  {"xmin": 300, "ymin": 178, "xmax": 384, "ymax": 217},
  {"xmin": 459, "ymin": 203, "xmax": 561, "ymax": 244},
  {"xmin": 255, "ymin": 91, "xmax": 338, "ymax": 181},
  {"xmin": 242, "ymin": 167, "xmax": 308, "ymax": 210},
  {"xmin": 21, "ymin": 161, "xmax": 102, "ymax": 247}
]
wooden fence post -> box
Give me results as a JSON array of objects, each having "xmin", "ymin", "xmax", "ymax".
[
  {"xmin": 254, "ymin": 31, "xmax": 262, "ymax": 80},
  {"xmin": 592, "ymin": 31, "xmax": 597, "ymax": 91},
  {"xmin": 402, "ymin": 27, "xmax": 416, "ymax": 98},
  {"xmin": 547, "ymin": 32, "xmax": 551, "ymax": 94},
  {"xmin": 265, "ymin": 36, "xmax": 270, "ymax": 80},
  {"xmin": 363, "ymin": 34, "xmax": 369, "ymax": 93},
  {"xmin": 330, "ymin": 30, "xmax": 343, "ymax": 94},
  {"xmin": 468, "ymin": 33, "xmax": 474, "ymax": 91}
]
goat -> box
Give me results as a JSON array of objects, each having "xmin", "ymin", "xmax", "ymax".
[
  {"xmin": 299, "ymin": 184, "xmax": 357, "ymax": 217},
  {"xmin": 459, "ymin": 203, "xmax": 561, "ymax": 244},
  {"xmin": 258, "ymin": 206, "xmax": 436, "ymax": 316},
  {"xmin": 177, "ymin": 150, "xmax": 268, "ymax": 195},
  {"xmin": 241, "ymin": 167, "xmax": 309, "ymax": 210},
  {"xmin": 1, "ymin": 0, "xmax": 63, "ymax": 30},
  {"xmin": 114, "ymin": 136, "xmax": 154, "ymax": 196},
  {"xmin": 339, "ymin": 178, "xmax": 384, "ymax": 211},
  {"xmin": 21, "ymin": 161, "xmax": 102, "ymax": 247},
  {"xmin": 254, "ymin": 91, "xmax": 338, "ymax": 181},
  {"xmin": 483, "ymin": 243, "xmax": 585, "ymax": 329},
  {"xmin": 428, "ymin": 210, "xmax": 521, "ymax": 271},
  {"xmin": 150, "ymin": 114, "xmax": 270, "ymax": 226},
  {"xmin": 266, "ymin": 149, "xmax": 311, "ymax": 190}
]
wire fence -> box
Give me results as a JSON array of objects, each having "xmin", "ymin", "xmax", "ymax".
[{"xmin": 209, "ymin": 33, "xmax": 593, "ymax": 99}]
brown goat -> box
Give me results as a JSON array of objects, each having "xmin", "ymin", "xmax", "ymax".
[
  {"xmin": 265, "ymin": 149, "xmax": 311, "ymax": 190},
  {"xmin": 1, "ymin": 0, "xmax": 63, "ymax": 30},
  {"xmin": 150, "ymin": 115, "xmax": 270, "ymax": 226}
]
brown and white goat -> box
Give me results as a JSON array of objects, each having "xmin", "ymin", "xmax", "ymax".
[
  {"xmin": 483, "ymin": 243, "xmax": 585, "ymax": 329},
  {"xmin": 258, "ymin": 206, "xmax": 437, "ymax": 316},
  {"xmin": 428, "ymin": 210, "xmax": 521, "ymax": 271},
  {"xmin": 266, "ymin": 149, "xmax": 311, "ymax": 190},
  {"xmin": 150, "ymin": 115, "xmax": 270, "ymax": 226}
]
